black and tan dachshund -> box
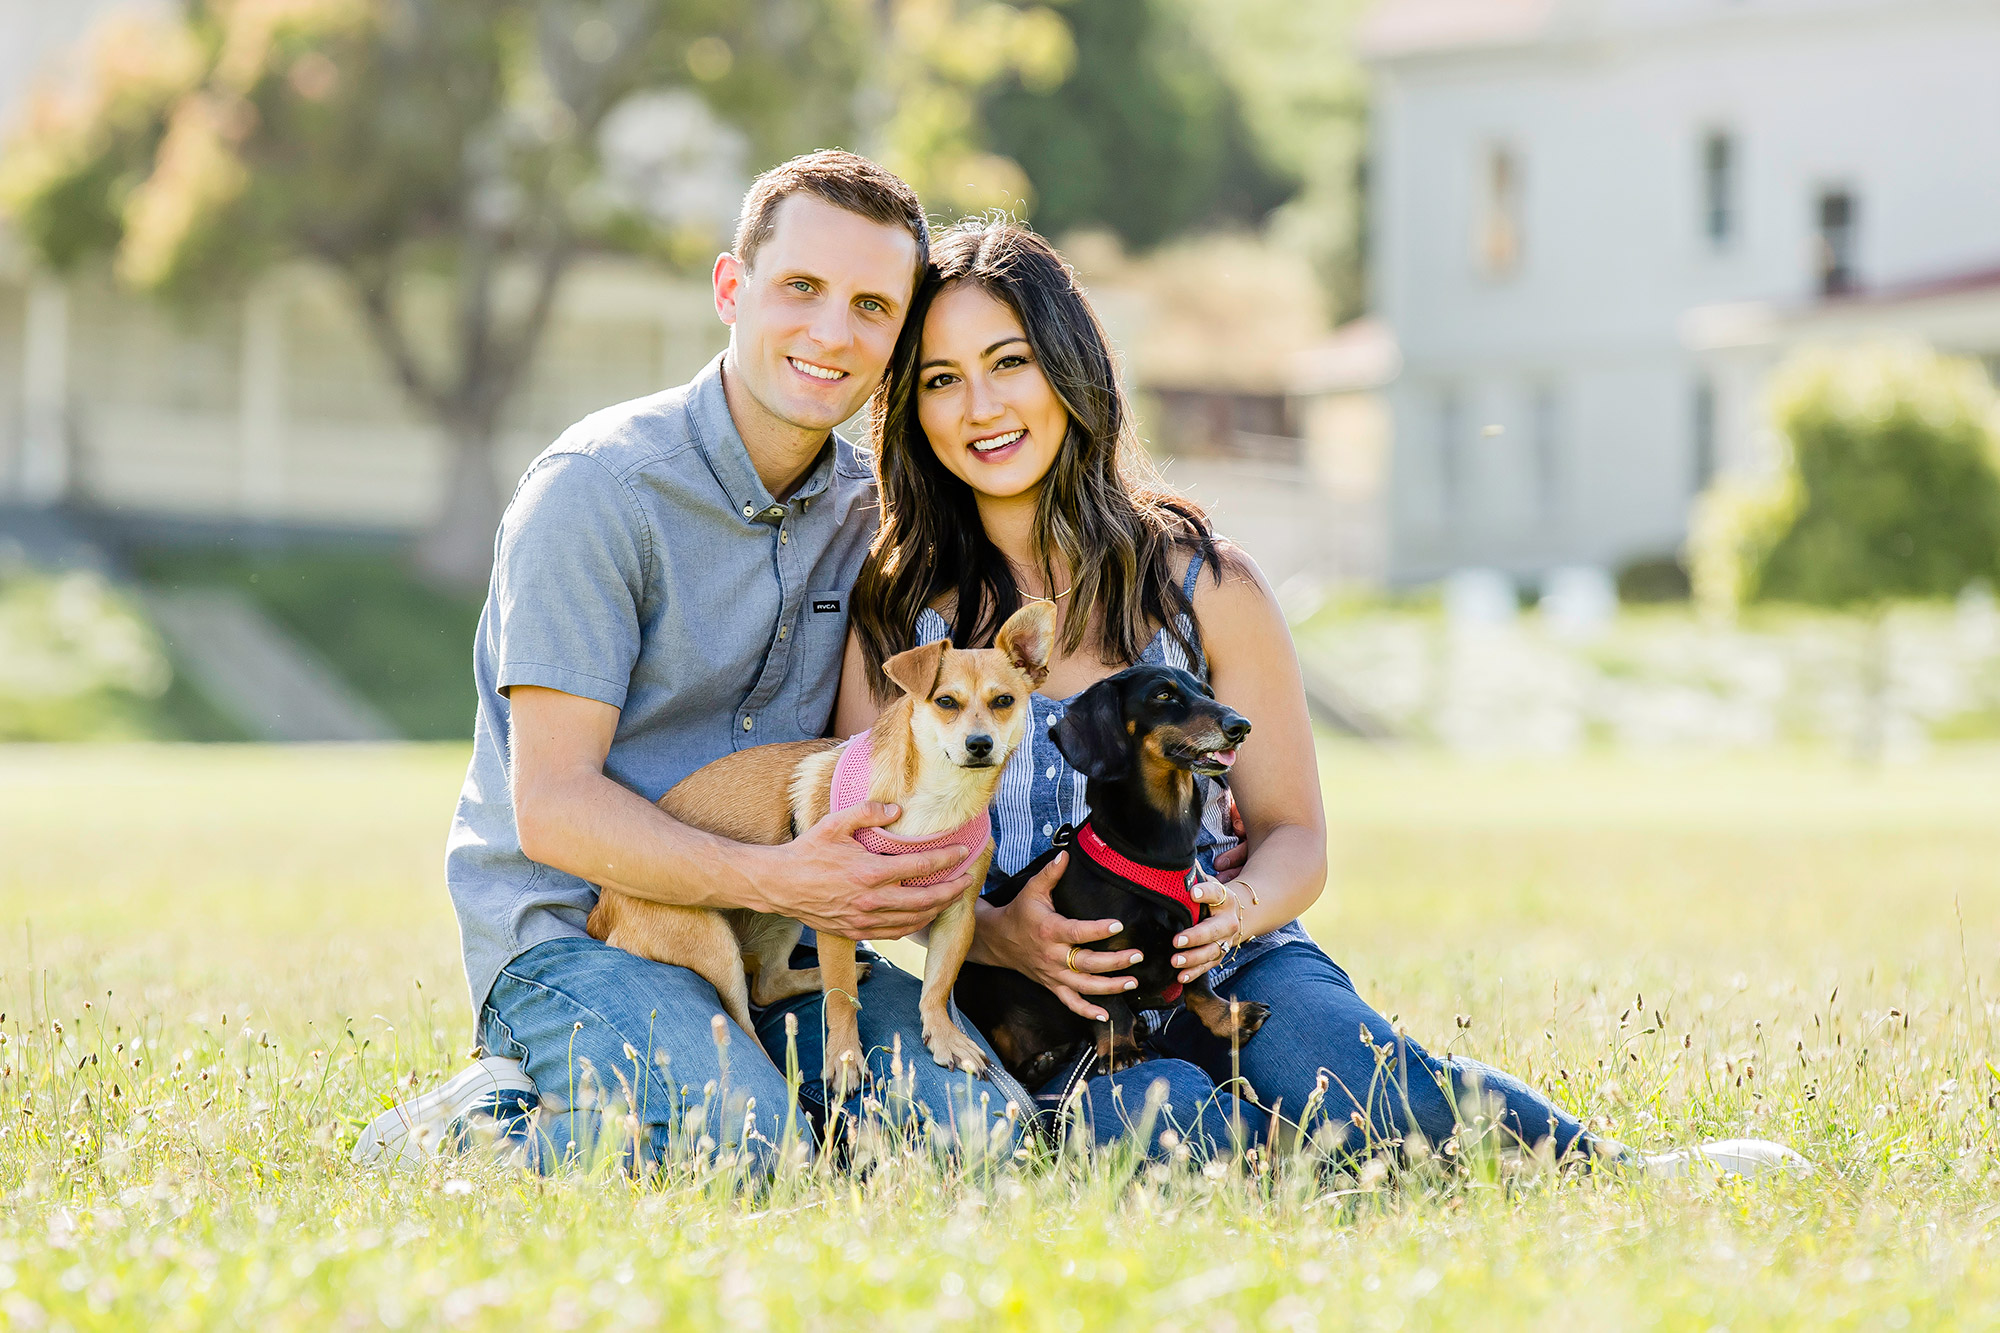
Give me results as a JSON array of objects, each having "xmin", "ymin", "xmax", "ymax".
[{"xmin": 955, "ymin": 664, "xmax": 1271, "ymax": 1087}]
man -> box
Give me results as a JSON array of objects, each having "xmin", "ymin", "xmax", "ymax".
[{"xmin": 355, "ymin": 151, "xmax": 1036, "ymax": 1172}]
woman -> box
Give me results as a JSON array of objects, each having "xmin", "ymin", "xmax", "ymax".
[{"xmin": 834, "ymin": 218, "xmax": 1804, "ymax": 1176}]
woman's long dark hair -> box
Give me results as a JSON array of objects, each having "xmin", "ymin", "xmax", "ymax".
[{"xmin": 851, "ymin": 217, "xmax": 1221, "ymax": 699}]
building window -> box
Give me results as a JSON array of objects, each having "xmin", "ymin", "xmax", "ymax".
[
  {"xmin": 1532, "ymin": 385, "xmax": 1562, "ymax": 523},
  {"xmin": 1478, "ymin": 145, "xmax": 1523, "ymax": 277},
  {"xmin": 1702, "ymin": 131, "xmax": 1734, "ymax": 246},
  {"xmin": 1692, "ymin": 377, "xmax": 1717, "ymax": 493},
  {"xmin": 1817, "ymin": 189, "xmax": 1857, "ymax": 295}
]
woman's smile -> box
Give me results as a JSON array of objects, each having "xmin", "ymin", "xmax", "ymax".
[{"xmin": 967, "ymin": 427, "xmax": 1028, "ymax": 462}]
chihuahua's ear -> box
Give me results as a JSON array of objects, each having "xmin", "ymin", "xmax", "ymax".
[
  {"xmin": 995, "ymin": 600, "xmax": 1056, "ymax": 686},
  {"xmin": 882, "ymin": 640, "xmax": 947, "ymax": 700},
  {"xmin": 1050, "ymin": 679, "xmax": 1131, "ymax": 781}
]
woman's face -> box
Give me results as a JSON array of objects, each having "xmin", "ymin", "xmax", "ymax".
[{"xmin": 916, "ymin": 282, "xmax": 1069, "ymax": 503}]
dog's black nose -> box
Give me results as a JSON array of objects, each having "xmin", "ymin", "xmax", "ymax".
[
  {"xmin": 965, "ymin": 734, "xmax": 994, "ymax": 760},
  {"xmin": 1222, "ymin": 715, "xmax": 1251, "ymax": 743}
]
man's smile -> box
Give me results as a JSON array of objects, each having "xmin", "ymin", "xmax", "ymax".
[{"xmin": 788, "ymin": 356, "xmax": 848, "ymax": 382}]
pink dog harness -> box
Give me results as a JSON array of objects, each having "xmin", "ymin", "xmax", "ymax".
[{"xmin": 830, "ymin": 732, "xmax": 993, "ymax": 887}]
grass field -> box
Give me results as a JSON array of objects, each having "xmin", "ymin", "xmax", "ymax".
[{"xmin": 2, "ymin": 741, "xmax": 1997, "ymax": 1329}]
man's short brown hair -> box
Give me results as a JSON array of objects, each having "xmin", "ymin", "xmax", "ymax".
[{"xmin": 732, "ymin": 150, "xmax": 929, "ymax": 274}]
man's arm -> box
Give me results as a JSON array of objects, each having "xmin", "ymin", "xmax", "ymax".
[{"xmin": 509, "ymin": 685, "xmax": 973, "ymax": 940}]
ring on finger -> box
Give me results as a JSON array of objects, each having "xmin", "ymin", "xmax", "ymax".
[{"xmin": 1065, "ymin": 944, "xmax": 1081, "ymax": 972}]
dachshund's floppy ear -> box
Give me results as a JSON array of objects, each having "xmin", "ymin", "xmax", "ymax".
[
  {"xmin": 994, "ymin": 600, "xmax": 1056, "ymax": 686},
  {"xmin": 882, "ymin": 640, "xmax": 946, "ymax": 700},
  {"xmin": 1050, "ymin": 679, "xmax": 1131, "ymax": 781}
]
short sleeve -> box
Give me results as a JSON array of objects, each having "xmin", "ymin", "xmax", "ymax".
[{"xmin": 491, "ymin": 453, "xmax": 648, "ymax": 709}]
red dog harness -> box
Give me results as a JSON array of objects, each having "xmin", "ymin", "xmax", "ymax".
[
  {"xmin": 829, "ymin": 732, "xmax": 993, "ymax": 888},
  {"xmin": 1073, "ymin": 821, "xmax": 1206, "ymax": 1004}
]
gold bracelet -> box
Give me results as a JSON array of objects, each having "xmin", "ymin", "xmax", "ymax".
[{"xmin": 1233, "ymin": 878, "xmax": 1260, "ymax": 907}]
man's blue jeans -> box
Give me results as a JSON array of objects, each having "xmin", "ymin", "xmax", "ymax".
[{"xmin": 478, "ymin": 936, "xmax": 1027, "ymax": 1173}]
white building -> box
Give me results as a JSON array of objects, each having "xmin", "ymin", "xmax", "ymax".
[{"xmin": 1363, "ymin": 0, "xmax": 2000, "ymax": 586}]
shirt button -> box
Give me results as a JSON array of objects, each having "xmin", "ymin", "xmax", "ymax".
[
  {"xmin": 742, "ymin": 717, "xmax": 754, "ymax": 732},
  {"xmin": 780, "ymin": 530, "xmax": 789, "ymax": 545},
  {"xmin": 742, "ymin": 503, "xmax": 753, "ymax": 518},
  {"xmin": 1042, "ymin": 822, "xmax": 1053, "ymax": 837},
  {"xmin": 778, "ymin": 625, "xmax": 788, "ymax": 640},
  {"xmin": 1046, "ymin": 765, "xmax": 1057, "ymax": 779}
]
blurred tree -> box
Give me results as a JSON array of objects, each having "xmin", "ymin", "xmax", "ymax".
[
  {"xmin": 1691, "ymin": 345, "xmax": 2000, "ymax": 753},
  {"xmin": 1170, "ymin": 0, "xmax": 1373, "ymax": 322},
  {"xmin": 980, "ymin": 0, "xmax": 1294, "ymax": 253},
  {"xmin": 861, "ymin": 0, "xmax": 1073, "ymax": 218},
  {"xmin": 0, "ymin": 0, "xmax": 875, "ymax": 587}
]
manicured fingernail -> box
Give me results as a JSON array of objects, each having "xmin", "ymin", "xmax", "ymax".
[
  {"xmin": 1172, "ymin": 955, "xmax": 1185, "ymax": 967},
  {"xmin": 1174, "ymin": 936, "xmax": 1188, "ymax": 948},
  {"xmin": 1179, "ymin": 972, "xmax": 1193, "ymax": 983},
  {"xmin": 1123, "ymin": 979, "xmax": 1137, "ymax": 990},
  {"xmin": 1109, "ymin": 921, "xmax": 1122, "ymax": 932},
  {"xmin": 1129, "ymin": 952, "xmax": 1144, "ymax": 964}
]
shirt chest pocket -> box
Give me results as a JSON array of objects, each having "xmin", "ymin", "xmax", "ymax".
[{"xmin": 793, "ymin": 589, "xmax": 850, "ymax": 732}]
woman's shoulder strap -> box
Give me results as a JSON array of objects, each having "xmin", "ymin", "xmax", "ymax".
[
  {"xmin": 1180, "ymin": 546, "xmax": 1207, "ymax": 601},
  {"xmin": 1164, "ymin": 542, "xmax": 1213, "ymax": 678}
]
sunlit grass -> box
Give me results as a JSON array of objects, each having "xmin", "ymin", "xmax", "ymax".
[{"xmin": 2, "ymin": 741, "xmax": 1997, "ymax": 1329}]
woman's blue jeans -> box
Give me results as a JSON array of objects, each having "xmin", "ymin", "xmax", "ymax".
[{"xmin": 1053, "ymin": 938, "xmax": 1597, "ymax": 1163}]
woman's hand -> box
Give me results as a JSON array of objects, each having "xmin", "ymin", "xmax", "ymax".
[
  {"xmin": 1209, "ymin": 790, "xmax": 1248, "ymax": 882},
  {"xmin": 969, "ymin": 852, "xmax": 1147, "ymax": 1022},
  {"xmin": 1170, "ymin": 878, "xmax": 1248, "ymax": 984}
]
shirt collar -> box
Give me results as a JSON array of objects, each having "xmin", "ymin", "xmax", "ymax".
[{"xmin": 686, "ymin": 352, "xmax": 846, "ymax": 526}]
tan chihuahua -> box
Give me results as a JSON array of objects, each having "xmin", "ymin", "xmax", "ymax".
[{"xmin": 586, "ymin": 600, "xmax": 1054, "ymax": 1096}]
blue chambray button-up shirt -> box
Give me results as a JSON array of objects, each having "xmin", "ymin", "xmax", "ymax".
[{"xmin": 446, "ymin": 353, "xmax": 877, "ymax": 1013}]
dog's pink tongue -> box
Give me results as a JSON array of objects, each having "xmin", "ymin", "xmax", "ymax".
[{"xmin": 1211, "ymin": 748, "xmax": 1237, "ymax": 768}]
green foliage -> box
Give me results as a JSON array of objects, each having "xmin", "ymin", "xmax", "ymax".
[
  {"xmin": 132, "ymin": 547, "xmax": 486, "ymax": 740},
  {"xmin": 866, "ymin": 0, "xmax": 1075, "ymax": 217},
  {"xmin": 0, "ymin": 566, "xmax": 172, "ymax": 741},
  {"xmin": 0, "ymin": 1, "xmax": 862, "ymax": 297},
  {"xmin": 982, "ymin": 0, "xmax": 1293, "ymax": 250},
  {"xmin": 1693, "ymin": 346, "xmax": 2000, "ymax": 612},
  {"xmin": 1171, "ymin": 0, "xmax": 1373, "ymax": 319}
]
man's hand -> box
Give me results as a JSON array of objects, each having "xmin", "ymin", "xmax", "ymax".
[
  {"xmin": 967, "ymin": 853, "xmax": 1141, "ymax": 1022},
  {"xmin": 511, "ymin": 685, "xmax": 971, "ymax": 931},
  {"xmin": 750, "ymin": 801, "xmax": 976, "ymax": 940}
]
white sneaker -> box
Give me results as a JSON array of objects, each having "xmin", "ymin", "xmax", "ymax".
[
  {"xmin": 1641, "ymin": 1138, "xmax": 1813, "ymax": 1180},
  {"xmin": 352, "ymin": 1056, "xmax": 538, "ymax": 1167}
]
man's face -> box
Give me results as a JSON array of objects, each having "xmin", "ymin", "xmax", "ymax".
[{"xmin": 714, "ymin": 194, "xmax": 920, "ymax": 437}]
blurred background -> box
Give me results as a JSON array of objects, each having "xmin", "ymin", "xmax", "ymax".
[{"xmin": 0, "ymin": 0, "xmax": 1995, "ymax": 755}]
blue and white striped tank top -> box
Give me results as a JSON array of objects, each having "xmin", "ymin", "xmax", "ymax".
[{"xmin": 913, "ymin": 551, "xmax": 1311, "ymax": 988}]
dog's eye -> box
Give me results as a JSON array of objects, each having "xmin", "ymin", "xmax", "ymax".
[
  {"xmin": 991, "ymin": 694, "xmax": 1014, "ymax": 709},
  {"xmin": 1154, "ymin": 690, "xmax": 1176, "ymax": 704},
  {"xmin": 933, "ymin": 695, "xmax": 960, "ymax": 711}
]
